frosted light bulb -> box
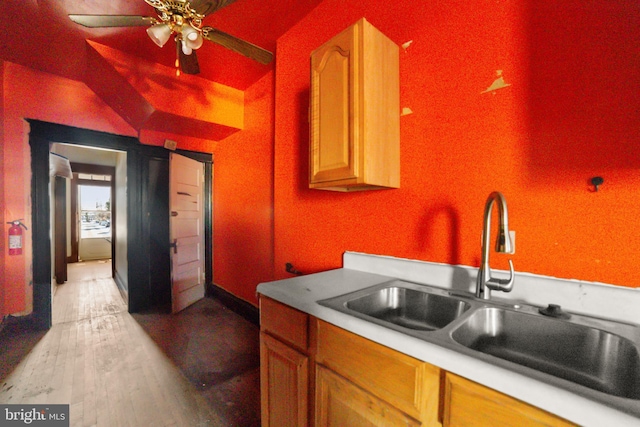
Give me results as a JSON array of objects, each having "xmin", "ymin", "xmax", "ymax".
[
  {"xmin": 181, "ymin": 25, "xmax": 203, "ymax": 50},
  {"xmin": 181, "ymin": 40, "xmax": 193, "ymax": 55},
  {"xmin": 185, "ymin": 33, "xmax": 203, "ymax": 50}
]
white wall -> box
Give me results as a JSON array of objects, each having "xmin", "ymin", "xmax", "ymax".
[{"xmin": 114, "ymin": 151, "xmax": 128, "ymax": 292}]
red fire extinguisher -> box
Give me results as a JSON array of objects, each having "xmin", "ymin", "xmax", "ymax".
[{"xmin": 7, "ymin": 219, "xmax": 28, "ymax": 256}]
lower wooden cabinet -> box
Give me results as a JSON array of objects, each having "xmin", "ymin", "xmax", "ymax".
[
  {"xmin": 259, "ymin": 296, "xmax": 311, "ymax": 427},
  {"xmin": 259, "ymin": 332, "xmax": 309, "ymax": 427},
  {"xmin": 314, "ymin": 319, "xmax": 441, "ymax": 425},
  {"xmin": 259, "ymin": 296, "xmax": 578, "ymax": 427},
  {"xmin": 443, "ymin": 373, "xmax": 576, "ymax": 427},
  {"xmin": 315, "ymin": 365, "xmax": 421, "ymax": 427}
]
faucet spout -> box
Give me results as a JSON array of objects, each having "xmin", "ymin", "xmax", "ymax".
[{"xmin": 476, "ymin": 192, "xmax": 515, "ymax": 300}]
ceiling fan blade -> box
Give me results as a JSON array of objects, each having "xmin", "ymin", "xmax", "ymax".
[
  {"xmin": 202, "ymin": 27, "xmax": 273, "ymax": 65},
  {"xmin": 190, "ymin": 0, "xmax": 239, "ymax": 16},
  {"xmin": 69, "ymin": 15, "xmax": 156, "ymax": 28},
  {"xmin": 179, "ymin": 48, "xmax": 201, "ymax": 75}
]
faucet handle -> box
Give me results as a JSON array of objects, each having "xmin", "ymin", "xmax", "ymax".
[{"xmin": 486, "ymin": 259, "xmax": 515, "ymax": 293}]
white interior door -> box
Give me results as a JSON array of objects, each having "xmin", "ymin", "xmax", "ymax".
[{"xmin": 170, "ymin": 153, "xmax": 205, "ymax": 313}]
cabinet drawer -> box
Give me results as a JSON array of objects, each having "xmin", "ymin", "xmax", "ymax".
[
  {"xmin": 314, "ymin": 319, "xmax": 440, "ymax": 421},
  {"xmin": 260, "ymin": 296, "xmax": 309, "ymax": 352},
  {"xmin": 443, "ymin": 373, "xmax": 576, "ymax": 427}
]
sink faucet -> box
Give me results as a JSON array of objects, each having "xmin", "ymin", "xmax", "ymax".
[{"xmin": 476, "ymin": 192, "xmax": 515, "ymax": 300}]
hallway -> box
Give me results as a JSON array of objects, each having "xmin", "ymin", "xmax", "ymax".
[{"xmin": 0, "ymin": 261, "xmax": 261, "ymax": 426}]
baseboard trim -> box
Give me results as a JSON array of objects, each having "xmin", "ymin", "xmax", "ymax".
[
  {"xmin": 114, "ymin": 270, "xmax": 129, "ymax": 306},
  {"xmin": 207, "ymin": 283, "xmax": 259, "ymax": 326},
  {"xmin": 0, "ymin": 313, "xmax": 40, "ymax": 335}
]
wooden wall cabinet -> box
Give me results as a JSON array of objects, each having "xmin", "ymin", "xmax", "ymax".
[{"xmin": 309, "ymin": 18, "xmax": 400, "ymax": 191}]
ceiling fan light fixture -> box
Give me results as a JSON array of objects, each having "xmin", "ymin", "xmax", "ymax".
[
  {"xmin": 68, "ymin": 0, "xmax": 275, "ymax": 73},
  {"xmin": 147, "ymin": 23, "xmax": 172, "ymax": 47}
]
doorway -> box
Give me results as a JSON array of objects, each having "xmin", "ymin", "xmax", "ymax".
[
  {"xmin": 50, "ymin": 143, "xmax": 124, "ymax": 295},
  {"xmin": 29, "ymin": 120, "xmax": 213, "ymax": 329}
]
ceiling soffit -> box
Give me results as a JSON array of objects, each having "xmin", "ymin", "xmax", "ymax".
[{"xmin": 86, "ymin": 41, "xmax": 243, "ymax": 140}]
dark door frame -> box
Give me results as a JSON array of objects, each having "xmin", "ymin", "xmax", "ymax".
[
  {"xmin": 53, "ymin": 177, "xmax": 67, "ymax": 285},
  {"xmin": 29, "ymin": 120, "xmax": 213, "ymax": 329}
]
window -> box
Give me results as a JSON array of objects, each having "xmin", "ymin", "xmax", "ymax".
[{"xmin": 79, "ymin": 185, "xmax": 111, "ymax": 239}]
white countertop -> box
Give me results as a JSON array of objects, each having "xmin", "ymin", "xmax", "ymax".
[{"xmin": 257, "ymin": 252, "xmax": 640, "ymax": 427}]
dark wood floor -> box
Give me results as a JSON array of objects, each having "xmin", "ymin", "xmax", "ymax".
[{"xmin": 0, "ymin": 260, "xmax": 261, "ymax": 427}]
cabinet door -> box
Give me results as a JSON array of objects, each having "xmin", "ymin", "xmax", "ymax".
[
  {"xmin": 260, "ymin": 332, "xmax": 309, "ymax": 427},
  {"xmin": 443, "ymin": 373, "xmax": 576, "ymax": 427},
  {"xmin": 315, "ymin": 319, "xmax": 440, "ymax": 423},
  {"xmin": 310, "ymin": 21, "xmax": 357, "ymax": 185},
  {"xmin": 315, "ymin": 365, "xmax": 420, "ymax": 427}
]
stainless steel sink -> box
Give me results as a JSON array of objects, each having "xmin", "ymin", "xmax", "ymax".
[
  {"xmin": 318, "ymin": 281, "xmax": 471, "ymax": 332},
  {"xmin": 451, "ymin": 307, "xmax": 640, "ymax": 399},
  {"xmin": 345, "ymin": 286, "xmax": 470, "ymax": 331},
  {"xmin": 318, "ymin": 279, "xmax": 640, "ymax": 414}
]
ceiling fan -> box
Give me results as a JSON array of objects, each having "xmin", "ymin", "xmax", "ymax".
[{"xmin": 69, "ymin": 0, "xmax": 274, "ymax": 75}]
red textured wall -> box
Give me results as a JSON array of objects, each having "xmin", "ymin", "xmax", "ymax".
[
  {"xmin": 0, "ymin": 64, "xmax": 5, "ymax": 317},
  {"xmin": 1, "ymin": 62, "xmax": 137, "ymax": 315},
  {"xmin": 0, "ymin": 63, "xmax": 228, "ymax": 315},
  {"xmin": 273, "ymin": 0, "xmax": 640, "ymax": 287},
  {"xmin": 213, "ymin": 72, "xmax": 275, "ymax": 304}
]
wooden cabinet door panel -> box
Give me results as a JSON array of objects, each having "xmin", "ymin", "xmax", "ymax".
[
  {"xmin": 260, "ymin": 332, "xmax": 309, "ymax": 427},
  {"xmin": 310, "ymin": 23, "xmax": 357, "ymax": 184},
  {"xmin": 315, "ymin": 319, "xmax": 440, "ymax": 423},
  {"xmin": 315, "ymin": 365, "xmax": 420, "ymax": 427}
]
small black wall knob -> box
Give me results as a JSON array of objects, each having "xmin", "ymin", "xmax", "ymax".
[{"xmin": 590, "ymin": 176, "xmax": 604, "ymax": 192}]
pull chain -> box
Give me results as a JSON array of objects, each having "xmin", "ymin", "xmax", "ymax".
[{"xmin": 175, "ymin": 37, "xmax": 181, "ymax": 76}]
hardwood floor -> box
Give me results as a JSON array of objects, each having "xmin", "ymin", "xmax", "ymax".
[
  {"xmin": 52, "ymin": 260, "xmax": 126, "ymax": 325},
  {"xmin": 0, "ymin": 260, "xmax": 261, "ymax": 426}
]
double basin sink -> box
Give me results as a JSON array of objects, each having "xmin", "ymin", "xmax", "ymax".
[{"xmin": 318, "ymin": 280, "xmax": 640, "ymax": 414}]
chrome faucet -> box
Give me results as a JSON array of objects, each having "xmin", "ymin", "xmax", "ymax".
[{"xmin": 476, "ymin": 192, "xmax": 515, "ymax": 300}]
